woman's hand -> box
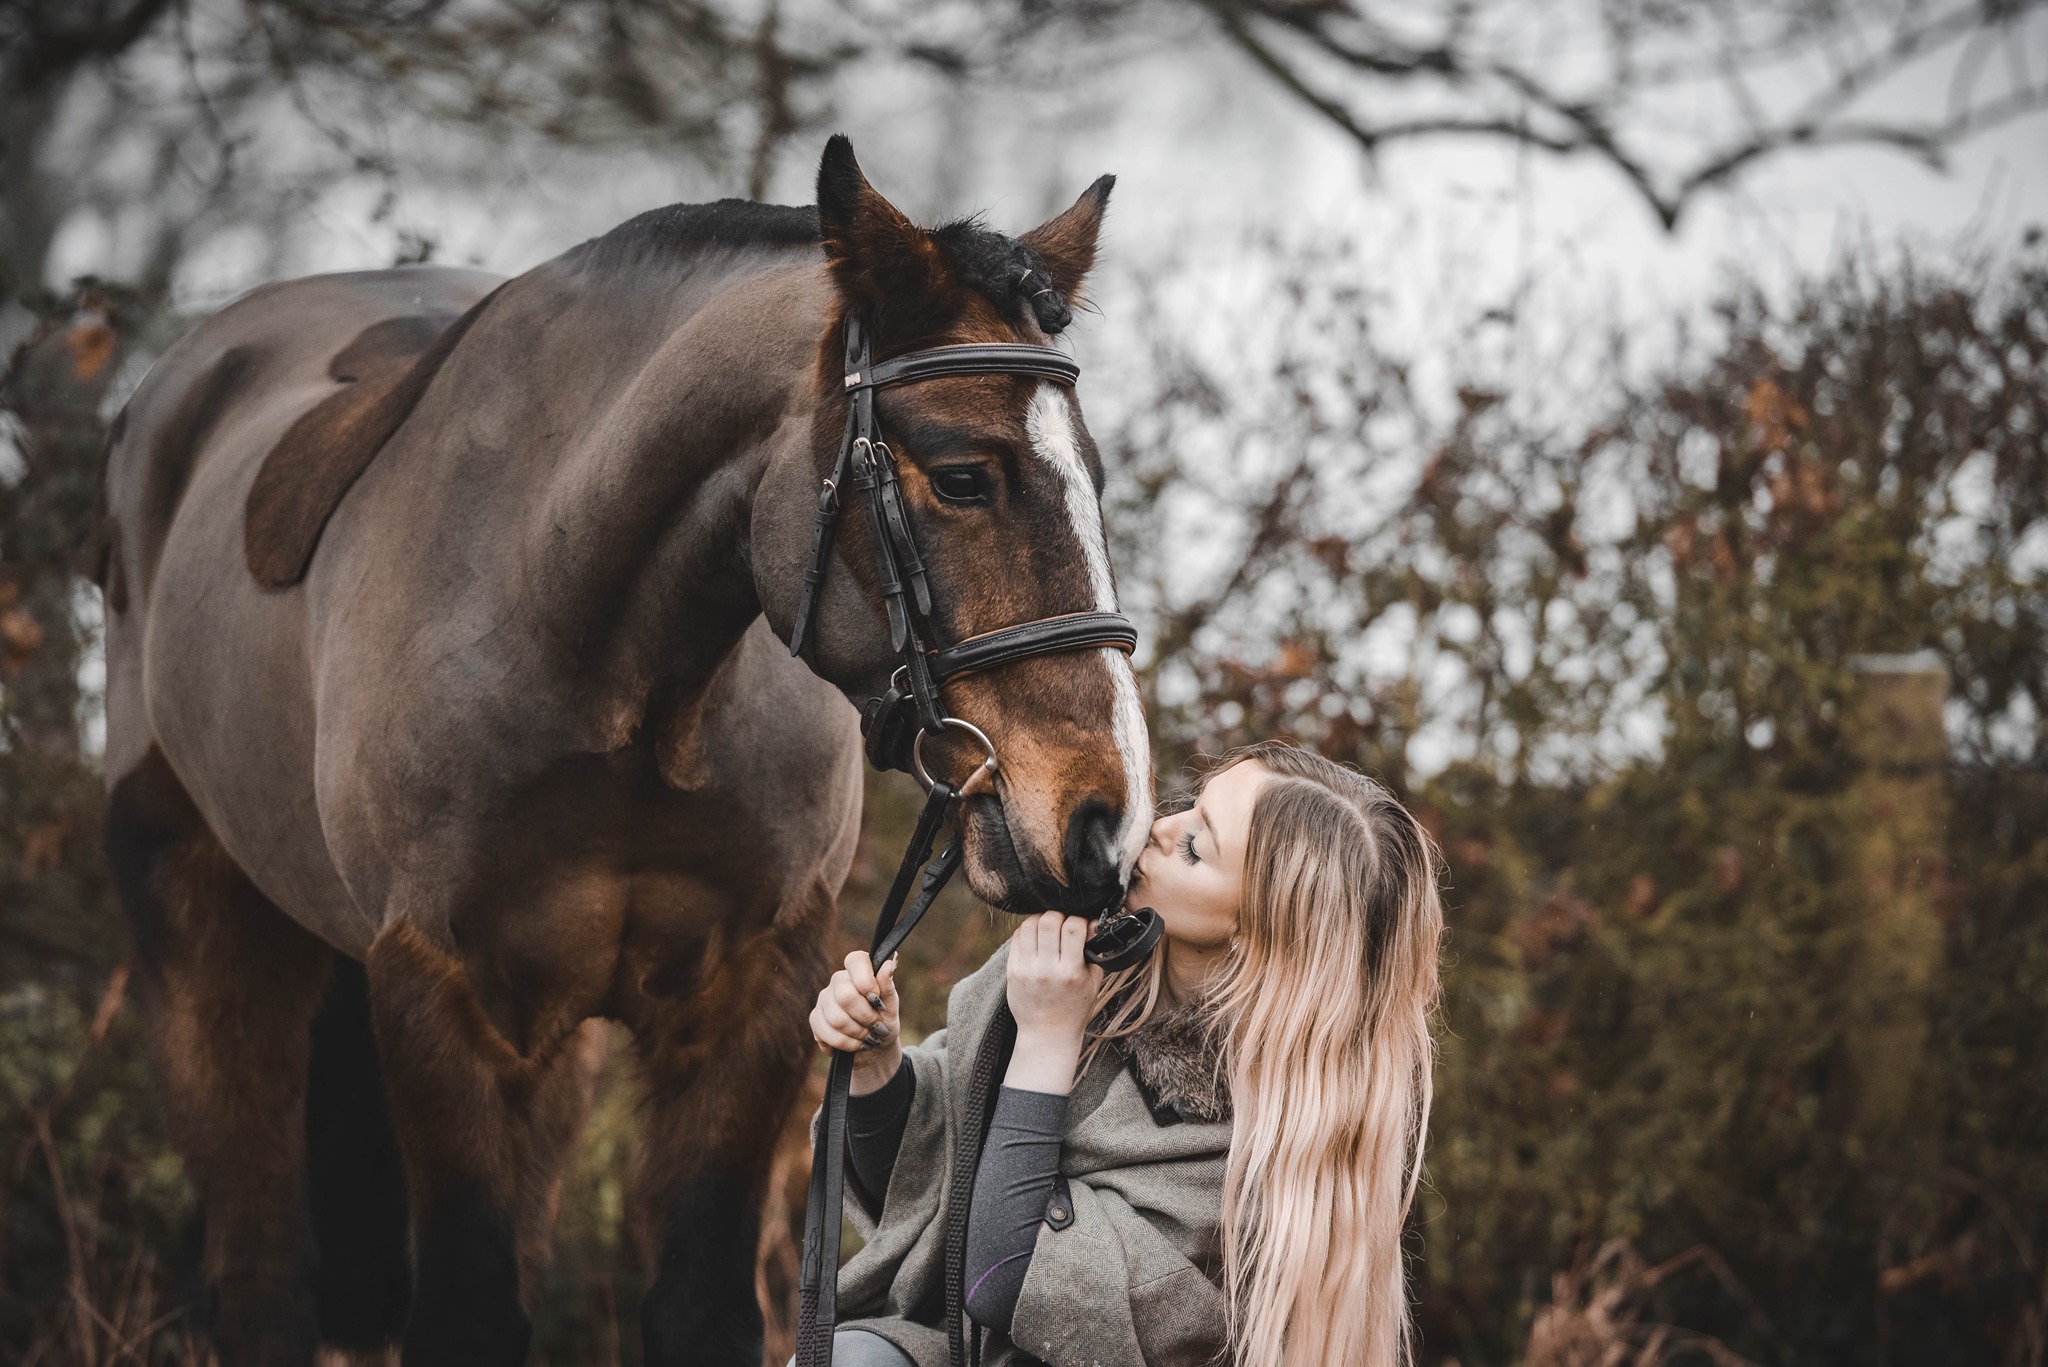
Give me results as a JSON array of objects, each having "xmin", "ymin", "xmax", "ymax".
[
  {"xmin": 1003, "ymin": 911, "xmax": 1104, "ymax": 1096},
  {"xmin": 810, "ymin": 950, "xmax": 902, "ymax": 1096}
]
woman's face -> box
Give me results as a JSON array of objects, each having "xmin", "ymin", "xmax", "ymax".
[{"xmin": 1124, "ymin": 759, "xmax": 1272, "ymax": 951}]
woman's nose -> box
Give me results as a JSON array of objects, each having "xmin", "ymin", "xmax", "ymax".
[{"xmin": 1145, "ymin": 813, "xmax": 1172, "ymax": 852}]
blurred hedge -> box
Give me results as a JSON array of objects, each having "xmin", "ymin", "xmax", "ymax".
[
  {"xmin": 3, "ymin": 244, "xmax": 2044, "ymax": 1365},
  {"xmin": 1111, "ymin": 242, "xmax": 2047, "ymax": 1364}
]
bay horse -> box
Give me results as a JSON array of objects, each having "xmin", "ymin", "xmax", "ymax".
[{"xmin": 96, "ymin": 137, "xmax": 1150, "ymax": 1366}]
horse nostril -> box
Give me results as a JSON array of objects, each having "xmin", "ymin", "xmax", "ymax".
[{"xmin": 1062, "ymin": 798, "xmax": 1123, "ymax": 911}]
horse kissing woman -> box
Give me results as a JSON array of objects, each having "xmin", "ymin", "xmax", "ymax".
[{"xmin": 809, "ymin": 741, "xmax": 1447, "ymax": 1367}]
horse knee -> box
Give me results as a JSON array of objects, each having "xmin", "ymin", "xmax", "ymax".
[
  {"xmin": 629, "ymin": 924, "xmax": 821, "ymax": 1367},
  {"xmin": 365, "ymin": 922, "xmax": 527, "ymax": 1197},
  {"xmin": 365, "ymin": 922, "xmax": 594, "ymax": 1364}
]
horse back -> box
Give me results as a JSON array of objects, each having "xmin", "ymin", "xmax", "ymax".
[{"xmin": 102, "ymin": 267, "xmax": 502, "ymax": 627}]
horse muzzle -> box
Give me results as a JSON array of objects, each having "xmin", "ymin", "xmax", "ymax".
[{"xmin": 954, "ymin": 786, "xmax": 1131, "ymax": 916}]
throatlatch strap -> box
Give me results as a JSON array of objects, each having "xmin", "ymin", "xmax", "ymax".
[
  {"xmin": 787, "ymin": 402, "xmax": 860, "ymax": 661},
  {"xmin": 796, "ymin": 782, "xmax": 962, "ymax": 1367}
]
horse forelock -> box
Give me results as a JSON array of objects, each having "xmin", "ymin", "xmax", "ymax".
[{"xmin": 927, "ymin": 218, "xmax": 1075, "ymax": 336}]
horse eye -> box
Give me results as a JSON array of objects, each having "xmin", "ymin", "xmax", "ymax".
[{"xmin": 932, "ymin": 467, "xmax": 992, "ymax": 504}]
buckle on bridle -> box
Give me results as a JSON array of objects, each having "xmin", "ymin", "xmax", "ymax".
[{"xmin": 1083, "ymin": 905, "xmax": 1164, "ymax": 971}]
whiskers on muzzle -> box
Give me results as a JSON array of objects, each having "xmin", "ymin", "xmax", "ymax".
[{"xmin": 960, "ymin": 787, "xmax": 1141, "ymax": 916}]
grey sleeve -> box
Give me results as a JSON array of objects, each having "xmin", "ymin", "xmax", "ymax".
[
  {"xmin": 846, "ymin": 1059, "xmax": 916, "ymax": 1218},
  {"xmin": 963, "ymin": 1086, "xmax": 1069, "ymax": 1334}
]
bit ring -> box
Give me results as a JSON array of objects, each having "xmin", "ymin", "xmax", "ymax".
[{"xmin": 913, "ymin": 717, "xmax": 999, "ymax": 796}]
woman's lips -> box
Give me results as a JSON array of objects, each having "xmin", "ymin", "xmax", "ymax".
[{"xmin": 1122, "ymin": 854, "xmax": 1150, "ymax": 911}]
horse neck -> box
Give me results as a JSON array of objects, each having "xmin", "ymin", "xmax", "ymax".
[{"xmin": 515, "ymin": 256, "xmax": 831, "ymax": 695}]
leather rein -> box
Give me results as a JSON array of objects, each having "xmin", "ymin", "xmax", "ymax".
[{"xmin": 791, "ymin": 315, "xmax": 1161, "ymax": 1367}]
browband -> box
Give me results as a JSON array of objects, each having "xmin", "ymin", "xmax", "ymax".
[
  {"xmin": 929, "ymin": 611, "xmax": 1136, "ymax": 682},
  {"xmin": 847, "ymin": 343, "xmax": 1079, "ymax": 391}
]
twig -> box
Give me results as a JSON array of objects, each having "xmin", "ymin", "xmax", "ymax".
[
  {"xmin": 31, "ymin": 1107, "xmax": 96, "ymax": 1367},
  {"xmin": 1197, "ymin": 0, "xmax": 2048, "ymax": 229}
]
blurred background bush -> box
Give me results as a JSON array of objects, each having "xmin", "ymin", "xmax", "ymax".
[{"xmin": 3, "ymin": 2, "xmax": 2045, "ymax": 1364}]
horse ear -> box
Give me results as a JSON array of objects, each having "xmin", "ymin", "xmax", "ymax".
[
  {"xmin": 815, "ymin": 135, "xmax": 951, "ymax": 327},
  {"xmin": 1020, "ymin": 175, "xmax": 1114, "ymax": 303}
]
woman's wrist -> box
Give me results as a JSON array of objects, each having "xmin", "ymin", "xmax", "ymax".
[
  {"xmin": 850, "ymin": 1042, "xmax": 903, "ymax": 1096},
  {"xmin": 1003, "ymin": 1024, "xmax": 1085, "ymax": 1095}
]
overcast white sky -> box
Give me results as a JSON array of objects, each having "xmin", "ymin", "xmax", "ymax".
[{"xmin": 109, "ymin": 14, "xmax": 2045, "ymax": 381}]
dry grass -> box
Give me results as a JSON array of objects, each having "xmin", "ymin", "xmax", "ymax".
[
  {"xmin": 13, "ymin": 1109, "xmax": 204, "ymax": 1367},
  {"xmin": 1520, "ymin": 1241, "xmax": 1765, "ymax": 1367}
]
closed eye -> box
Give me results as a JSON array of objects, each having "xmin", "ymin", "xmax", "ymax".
[
  {"xmin": 932, "ymin": 466, "xmax": 994, "ymax": 506},
  {"xmin": 1178, "ymin": 831, "xmax": 1200, "ymax": 865}
]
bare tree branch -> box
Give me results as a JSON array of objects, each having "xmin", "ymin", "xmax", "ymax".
[
  {"xmin": 1, "ymin": 0, "xmax": 181, "ymax": 93},
  {"xmin": 747, "ymin": 4, "xmax": 800, "ymax": 201},
  {"xmin": 1187, "ymin": 0, "xmax": 2048, "ymax": 228}
]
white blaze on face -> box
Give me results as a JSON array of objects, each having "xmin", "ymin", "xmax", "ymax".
[{"xmin": 1025, "ymin": 383, "xmax": 1154, "ymax": 872}]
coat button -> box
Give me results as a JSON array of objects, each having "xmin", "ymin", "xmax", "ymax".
[{"xmin": 1049, "ymin": 1204, "xmax": 1069, "ymax": 1221}]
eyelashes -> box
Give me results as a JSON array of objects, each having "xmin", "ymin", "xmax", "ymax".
[{"xmin": 1178, "ymin": 830, "xmax": 1200, "ymax": 865}]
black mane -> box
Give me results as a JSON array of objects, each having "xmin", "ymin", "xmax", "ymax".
[
  {"xmin": 576, "ymin": 198, "xmax": 1069, "ymax": 332},
  {"xmin": 574, "ymin": 200, "xmax": 821, "ymax": 273}
]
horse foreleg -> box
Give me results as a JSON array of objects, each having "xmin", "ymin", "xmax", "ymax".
[
  {"xmin": 364, "ymin": 921, "xmax": 601, "ymax": 1367},
  {"xmin": 108, "ymin": 748, "xmax": 333, "ymax": 1367},
  {"xmin": 630, "ymin": 915, "xmax": 829, "ymax": 1367}
]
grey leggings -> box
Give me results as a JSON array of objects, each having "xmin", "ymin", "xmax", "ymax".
[{"xmin": 787, "ymin": 1329, "xmax": 917, "ymax": 1367}]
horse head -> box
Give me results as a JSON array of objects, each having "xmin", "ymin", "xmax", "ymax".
[{"xmin": 761, "ymin": 136, "xmax": 1152, "ymax": 916}]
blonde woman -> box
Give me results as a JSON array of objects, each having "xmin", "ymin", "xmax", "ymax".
[{"xmin": 807, "ymin": 741, "xmax": 1445, "ymax": 1367}]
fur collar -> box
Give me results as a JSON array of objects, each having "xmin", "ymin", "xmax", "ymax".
[{"xmin": 1125, "ymin": 1000, "xmax": 1232, "ymax": 1126}]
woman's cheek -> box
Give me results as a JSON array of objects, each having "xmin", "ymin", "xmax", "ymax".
[{"xmin": 1197, "ymin": 884, "xmax": 1242, "ymax": 945}]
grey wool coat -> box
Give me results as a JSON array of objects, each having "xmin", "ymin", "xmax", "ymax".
[{"xmin": 832, "ymin": 944, "xmax": 1234, "ymax": 1367}]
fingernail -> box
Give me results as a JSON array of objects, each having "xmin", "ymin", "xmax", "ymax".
[
  {"xmin": 868, "ymin": 993, "xmax": 884, "ymax": 1011},
  {"xmin": 866, "ymin": 1023, "xmax": 890, "ymax": 1045}
]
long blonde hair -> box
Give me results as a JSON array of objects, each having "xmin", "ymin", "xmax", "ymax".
[{"xmin": 1090, "ymin": 742, "xmax": 1445, "ymax": 1367}]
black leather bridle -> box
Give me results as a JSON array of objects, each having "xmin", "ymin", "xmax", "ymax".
[
  {"xmin": 792, "ymin": 315, "xmax": 1162, "ymax": 1367},
  {"xmin": 788, "ymin": 313, "xmax": 1140, "ymax": 778}
]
